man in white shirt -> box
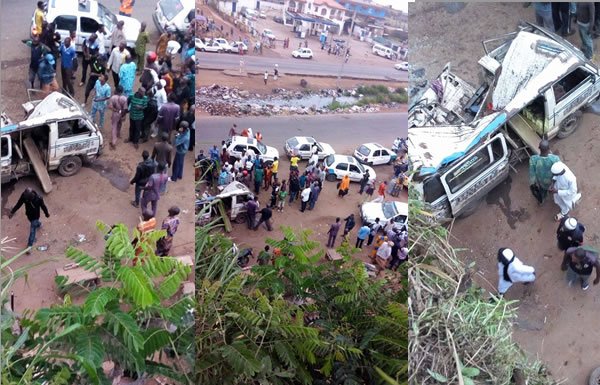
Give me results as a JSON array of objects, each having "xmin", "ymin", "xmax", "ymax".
[
  {"xmin": 376, "ymin": 241, "xmax": 394, "ymax": 272},
  {"xmin": 549, "ymin": 161, "xmax": 581, "ymax": 221},
  {"xmin": 497, "ymin": 248, "xmax": 536, "ymax": 296},
  {"xmin": 150, "ymin": 79, "xmax": 167, "ymax": 137},
  {"xmin": 96, "ymin": 25, "xmax": 108, "ymax": 60},
  {"xmin": 107, "ymin": 42, "xmax": 130, "ymax": 86},
  {"xmin": 300, "ymin": 186, "xmax": 311, "ymax": 212}
]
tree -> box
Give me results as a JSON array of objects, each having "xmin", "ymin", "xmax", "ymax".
[{"xmin": 2, "ymin": 223, "xmax": 195, "ymax": 385}]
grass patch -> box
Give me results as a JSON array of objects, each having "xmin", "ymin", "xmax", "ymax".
[
  {"xmin": 327, "ymin": 100, "xmax": 351, "ymax": 110},
  {"xmin": 355, "ymin": 84, "xmax": 408, "ymax": 105}
]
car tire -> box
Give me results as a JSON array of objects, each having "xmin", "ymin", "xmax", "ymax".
[
  {"xmin": 589, "ymin": 367, "xmax": 600, "ymax": 385},
  {"xmin": 200, "ymin": 48, "xmax": 205, "ymax": 52},
  {"xmin": 557, "ymin": 110, "xmax": 582, "ymax": 139},
  {"xmin": 326, "ymin": 173, "xmax": 337, "ymax": 182},
  {"xmin": 58, "ymin": 156, "xmax": 82, "ymax": 177}
]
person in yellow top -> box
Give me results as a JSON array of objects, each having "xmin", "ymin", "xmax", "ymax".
[
  {"xmin": 33, "ymin": 1, "xmax": 45, "ymax": 36},
  {"xmin": 290, "ymin": 155, "xmax": 300, "ymax": 170},
  {"xmin": 119, "ymin": 0, "xmax": 135, "ymax": 17},
  {"xmin": 272, "ymin": 157, "xmax": 279, "ymax": 181},
  {"xmin": 338, "ymin": 175, "xmax": 350, "ymax": 197}
]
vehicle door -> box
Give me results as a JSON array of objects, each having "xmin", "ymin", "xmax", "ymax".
[
  {"xmin": 53, "ymin": 118, "xmax": 97, "ymax": 163},
  {"xmin": 299, "ymin": 143, "xmax": 311, "ymax": 159},
  {"xmin": 551, "ymin": 66, "xmax": 597, "ymax": 132},
  {"xmin": 231, "ymin": 143, "xmax": 247, "ymax": 160},
  {"xmin": 335, "ymin": 161, "xmax": 348, "ymax": 178},
  {"xmin": 372, "ymin": 149, "xmax": 382, "ymax": 165},
  {"xmin": 1, "ymin": 135, "xmax": 12, "ymax": 180},
  {"xmin": 80, "ymin": 16, "xmax": 100, "ymax": 49},
  {"xmin": 348, "ymin": 163, "xmax": 362, "ymax": 181},
  {"xmin": 440, "ymin": 134, "xmax": 509, "ymax": 217},
  {"xmin": 53, "ymin": 15, "xmax": 78, "ymax": 49},
  {"xmin": 380, "ymin": 148, "xmax": 393, "ymax": 164}
]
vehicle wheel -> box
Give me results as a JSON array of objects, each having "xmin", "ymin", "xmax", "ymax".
[
  {"xmin": 58, "ymin": 156, "xmax": 82, "ymax": 177},
  {"xmin": 557, "ymin": 110, "xmax": 582, "ymax": 139},
  {"xmin": 234, "ymin": 212, "xmax": 247, "ymax": 224},
  {"xmin": 200, "ymin": 48, "xmax": 206, "ymax": 52},
  {"xmin": 326, "ymin": 173, "xmax": 337, "ymax": 182},
  {"xmin": 589, "ymin": 367, "xmax": 600, "ymax": 385},
  {"xmin": 457, "ymin": 196, "xmax": 483, "ymax": 219}
]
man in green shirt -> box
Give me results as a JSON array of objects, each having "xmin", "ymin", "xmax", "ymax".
[
  {"xmin": 135, "ymin": 22, "xmax": 149, "ymax": 73},
  {"xmin": 127, "ymin": 87, "xmax": 148, "ymax": 149},
  {"xmin": 529, "ymin": 139, "xmax": 560, "ymax": 204}
]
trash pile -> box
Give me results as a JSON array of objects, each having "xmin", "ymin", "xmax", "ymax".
[{"xmin": 197, "ymin": 85, "xmax": 400, "ymax": 116}]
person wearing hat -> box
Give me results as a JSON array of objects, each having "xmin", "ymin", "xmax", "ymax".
[
  {"xmin": 529, "ymin": 139, "xmax": 560, "ymax": 204},
  {"xmin": 556, "ymin": 216, "xmax": 585, "ymax": 253},
  {"xmin": 562, "ymin": 246, "xmax": 600, "ymax": 290},
  {"xmin": 38, "ymin": 53, "xmax": 59, "ymax": 94},
  {"xmin": 127, "ymin": 87, "xmax": 149, "ymax": 149},
  {"xmin": 549, "ymin": 161, "xmax": 581, "ymax": 221},
  {"xmin": 497, "ymin": 248, "xmax": 536, "ymax": 296}
]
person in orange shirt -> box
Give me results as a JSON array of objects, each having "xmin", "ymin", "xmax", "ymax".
[
  {"xmin": 132, "ymin": 209, "xmax": 156, "ymax": 265},
  {"xmin": 338, "ymin": 175, "xmax": 350, "ymax": 197},
  {"xmin": 373, "ymin": 181, "xmax": 388, "ymax": 203},
  {"xmin": 119, "ymin": 0, "xmax": 135, "ymax": 17},
  {"xmin": 255, "ymin": 131, "xmax": 263, "ymax": 141}
]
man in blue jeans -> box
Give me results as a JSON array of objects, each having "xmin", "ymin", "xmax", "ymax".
[
  {"xmin": 577, "ymin": 2, "xmax": 595, "ymax": 60},
  {"xmin": 171, "ymin": 121, "xmax": 190, "ymax": 182},
  {"xmin": 534, "ymin": 2, "xmax": 555, "ymax": 31},
  {"xmin": 8, "ymin": 188, "xmax": 50, "ymax": 253}
]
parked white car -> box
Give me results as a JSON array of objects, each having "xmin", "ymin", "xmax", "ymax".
[
  {"xmin": 284, "ymin": 137, "xmax": 335, "ymax": 160},
  {"xmin": 229, "ymin": 41, "xmax": 248, "ymax": 54},
  {"xmin": 263, "ymin": 28, "xmax": 276, "ymax": 40},
  {"xmin": 361, "ymin": 201, "xmax": 408, "ymax": 229},
  {"xmin": 259, "ymin": 11, "xmax": 267, "ymax": 19},
  {"xmin": 40, "ymin": 0, "xmax": 141, "ymax": 52},
  {"xmin": 225, "ymin": 136, "xmax": 279, "ymax": 164},
  {"xmin": 394, "ymin": 62, "xmax": 409, "ymax": 71},
  {"xmin": 323, "ymin": 154, "xmax": 376, "ymax": 183},
  {"xmin": 213, "ymin": 38, "xmax": 232, "ymax": 52},
  {"xmin": 354, "ymin": 143, "xmax": 398, "ymax": 165},
  {"xmin": 197, "ymin": 39, "xmax": 223, "ymax": 53},
  {"xmin": 153, "ymin": 0, "xmax": 195, "ymax": 34},
  {"xmin": 292, "ymin": 48, "xmax": 313, "ymax": 59}
]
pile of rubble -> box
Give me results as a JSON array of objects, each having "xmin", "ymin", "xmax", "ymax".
[{"xmin": 197, "ymin": 85, "xmax": 398, "ymax": 116}]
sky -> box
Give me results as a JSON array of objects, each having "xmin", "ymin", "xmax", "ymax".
[{"xmin": 373, "ymin": 0, "xmax": 409, "ymax": 12}]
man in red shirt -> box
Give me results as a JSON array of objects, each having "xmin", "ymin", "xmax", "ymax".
[{"xmin": 373, "ymin": 181, "xmax": 387, "ymax": 203}]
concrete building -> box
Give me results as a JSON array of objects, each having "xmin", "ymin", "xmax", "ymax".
[{"xmin": 287, "ymin": 0, "xmax": 347, "ymax": 36}]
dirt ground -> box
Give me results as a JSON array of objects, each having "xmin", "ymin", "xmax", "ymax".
[
  {"xmin": 197, "ymin": 138, "xmax": 407, "ymax": 267},
  {"xmin": 1, "ymin": 41, "xmax": 195, "ymax": 313},
  {"xmin": 410, "ymin": 3, "xmax": 600, "ymax": 383},
  {"xmin": 197, "ymin": 70, "xmax": 407, "ymax": 95},
  {"xmin": 198, "ymin": 3, "xmax": 403, "ymax": 69}
]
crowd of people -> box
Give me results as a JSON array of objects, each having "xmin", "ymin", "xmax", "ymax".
[
  {"xmin": 495, "ymin": 137, "xmax": 599, "ymax": 296},
  {"xmin": 197, "ymin": 128, "xmax": 409, "ymax": 275},
  {"xmin": 12, "ymin": 1, "xmax": 195, "ymax": 256}
]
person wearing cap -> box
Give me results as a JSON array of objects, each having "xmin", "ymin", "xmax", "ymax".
[
  {"xmin": 529, "ymin": 139, "xmax": 560, "ymax": 204},
  {"xmin": 127, "ymin": 87, "xmax": 149, "ymax": 149},
  {"xmin": 556, "ymin": 216, "xmax": 585, "ymax": 253},
  {"xmin": 562, "ymin": 246, "xmax": 600, "ymax": 290},
  {"xmin": 496, "ymin": 248, "xmax": 536, "ymax": 296},
  {"xmin": 38, "ymin": 53, "xmax": 59, "ymax": 94},
  {"xmin": 549, "ymin": 161, "xmax": 581, "ymax": 221}
]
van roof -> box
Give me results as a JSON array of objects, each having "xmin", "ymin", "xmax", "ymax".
[
  {"xmin": 14, "ymin": 92, "xmax": 93, "ymax": 132},
  {"xmin": 47, "ymin": 0, "xmax": 98, "ymax": 16}
]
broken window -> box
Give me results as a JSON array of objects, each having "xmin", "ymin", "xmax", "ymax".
[
  {"xmin": 554, "ymin": 67, "xmax": 591, "ymax": 103},
  {"xmin": 445, "ymin": 145, "xmax": 492, "ymax": 194}
]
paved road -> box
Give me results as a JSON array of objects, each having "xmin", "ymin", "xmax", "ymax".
[
  {"xmin": 197, "ymin": 53, "xmax": 406, "ymax": 81},
  {"xmin": 0, "ymin": 0, "xmax": 159, "ymax": 63},
  {"xmin": 197, "ymin": 112, "xmax": 407, "ymax": 153}
]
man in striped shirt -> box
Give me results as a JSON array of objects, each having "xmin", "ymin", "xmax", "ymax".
[{"xmin": 127, "ymin": 87, "xmax": 148, "ymax": 149}]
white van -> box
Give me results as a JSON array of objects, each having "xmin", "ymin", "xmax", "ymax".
[
  {"xmin": 153, "ymin": 0, "xmax": 195, "ymax": 34},
  {"xmin": 39, "ymin": 0, "xmax": 141, "ymax": 52},
  {"xmin": 372, "ymin": 43, "xmax": 393, "ymax": 60}
]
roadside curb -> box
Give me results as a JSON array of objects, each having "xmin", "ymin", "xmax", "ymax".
[{"xmin": 197, "ymin": 67, "xmax": 404, "ymax": 82}]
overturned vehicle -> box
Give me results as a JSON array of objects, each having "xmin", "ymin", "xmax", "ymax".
[
  {"xmin": 409, "ymin": 22, "xmax": 600, "ymax": 221},
  {"xmin": 196, "ymin": 181, "xmax": 255, "ymax": 228}
]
